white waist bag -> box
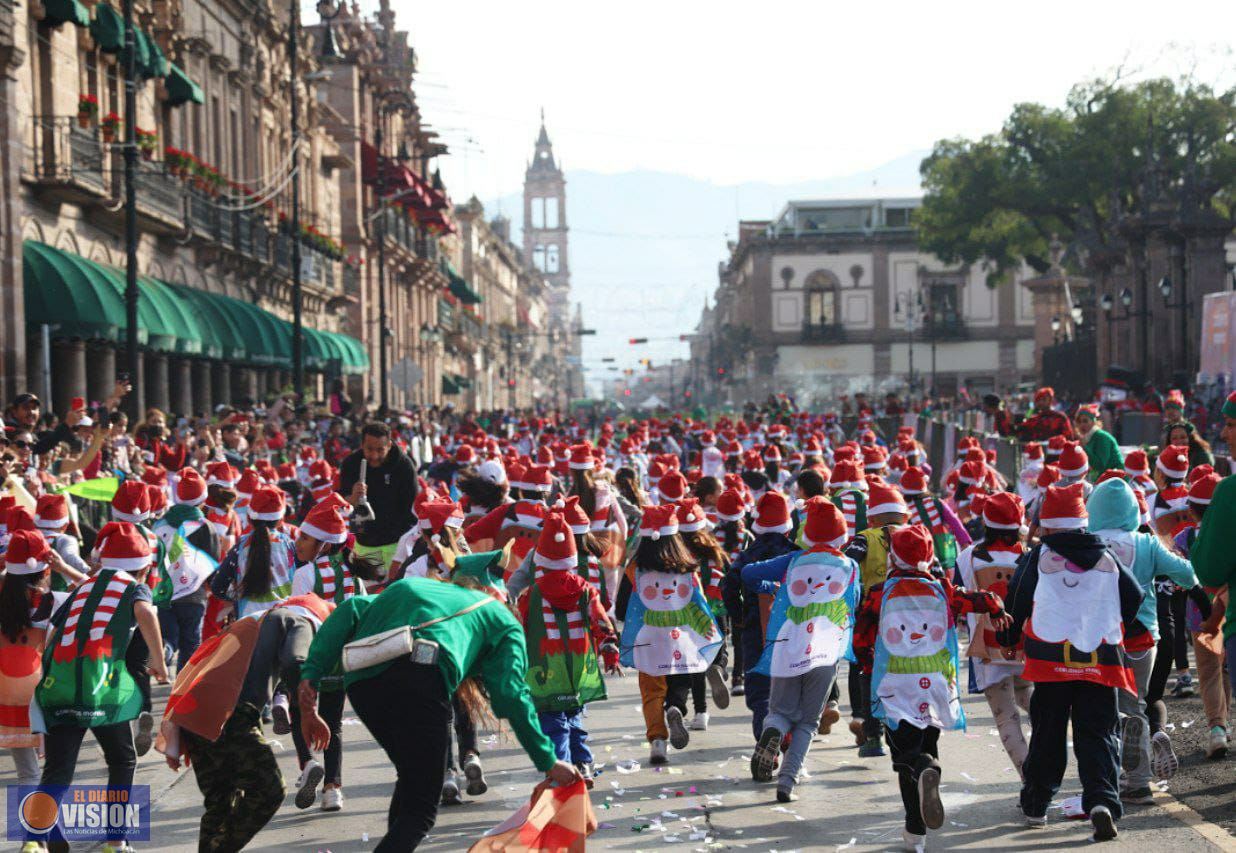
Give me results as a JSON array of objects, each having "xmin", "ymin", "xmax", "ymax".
[{"xmin": 341, "ymin": 596, "xmax": 496, "ymax": 672}]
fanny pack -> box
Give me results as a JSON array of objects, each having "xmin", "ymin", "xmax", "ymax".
[{"xmin": 341, "ymin": 596, "xmax": 496, "ymax": 672}]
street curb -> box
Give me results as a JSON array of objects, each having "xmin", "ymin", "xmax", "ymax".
[{"xmin": 1158, "ymin": 791, "xmax": 1236, "ymax": 852}]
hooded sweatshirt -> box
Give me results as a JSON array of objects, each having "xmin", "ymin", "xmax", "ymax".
[{"xmin": 1086, "ymin": 479, "xmax": 1196, "ymax": 643}]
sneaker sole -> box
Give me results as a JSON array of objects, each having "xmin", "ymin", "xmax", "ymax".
[
  {"xmin": 918, "ymin": 767, "xmax": 944, "ymax": 830},
  {"xmin": 464, "ymin": 763, "xmax": 488, "ymax": 796},
  {"xmin": 295, "ymin": 764, "xmax": 325, "ymax": 810},
  {"xmin": 134, "ymin": 714, "xmax": 154, "ymax": 757},
  {"xmin": 272, "ymin": 705, "xmax": 292, "ymax": 736},
  {"xmin": 689, "ymin": 720, "xmax": 708, "ymax": 731},
  {"xmin": 1152, "ymin": 732, "xmax": 1179, "ymax": 779},
  {"xmin": 666, "ymin": 708, "xmax": 690, "ymax": 750},
  {"xmin": 1120, "ymin": 716, "xmax": 1144, "ymax": 774},
  {"xmin": 320, "ymin": 798, "xmax": 342, "ymax": 812},
  {"xmin": 707, "ymin": 666, "xmax": 731, "ymax": 710},
  {"xmin": 440, "ymin": 787, "xmax": 463, "ymax": 806},
  {"xmin": 751, "ymin": 728, "xmax": 782, "ymax": 782},
  {"xmin": 1091, "ymin": 807, "xmax": 1117, "ymax": 841}
]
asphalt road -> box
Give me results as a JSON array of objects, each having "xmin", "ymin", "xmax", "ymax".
[{"xmin": 47, "ymin": 661, "xmax": 1236, "ymax": 851}]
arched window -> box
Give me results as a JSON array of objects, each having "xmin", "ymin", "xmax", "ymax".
[{"xmin": 803, "ymin": 270, "xmax": 840, "ymax": 326}]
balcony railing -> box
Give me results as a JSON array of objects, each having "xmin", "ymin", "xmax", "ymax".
[
  {"xmin": 133, "ymin": 161, "xmax": 185, "ymax": 225},
  {"xmin": 30, "ymin": 116, "xmax": 107, "ymax": 197},
  {"xmin": 801, "ymin": 322, "xmax": 847, "ymax": 344}
]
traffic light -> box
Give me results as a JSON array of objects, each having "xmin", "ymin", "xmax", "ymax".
[{"xmin": 628, "ymin": 337, "xmax": 648, "ymax": 344}]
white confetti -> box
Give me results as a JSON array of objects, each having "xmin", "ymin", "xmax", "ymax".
[
  {"xmin": 616, "ymin": 760, "xmax": 642, "ymax": 773},
  {"xmin": 836, "ymin": 839, "xmax": 857, "ymax": 851},
  {"xmin": 960, "ymin": 772, "xmax": 977, "ymax": 782}
]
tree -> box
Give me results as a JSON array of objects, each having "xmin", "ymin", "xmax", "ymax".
[{"xmin": 917, "ymin": 76, "xmax": 1236, "ymax": 286}]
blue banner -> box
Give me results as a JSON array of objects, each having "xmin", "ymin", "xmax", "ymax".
[{"xmin": 7, "ymin": 785, "xmax": 151, "ymax": 842}]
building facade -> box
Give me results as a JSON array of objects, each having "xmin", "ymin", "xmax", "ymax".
[{"xmin": 694, "ymin": 198, "xmax": 1038, "ymax": 407}]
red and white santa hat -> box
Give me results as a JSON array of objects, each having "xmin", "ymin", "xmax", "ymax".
[
  {"xmin": 175, "ymin": 467, "xmax": 207, "ymax": 506},
  {"xmin": 799, "ymin": 496, "xmax": 848, "ymax": 549},
  {"xmin": 568, "ymin": 443, "xmax": 594, "ymax": 471},
  {"xmin": 658, "ymin": 471, "xmax": 688, "ymax": 503},
  {"xmin": 33, "ymin": 494, "xmax": 69, "ymax": 531},
  {"xmin": 751, "ymin": 492, "xmax": 792, "ymax": 535},
  {"xmin": 235, "ymin": 468, "xmax": 262, "ymax": 499},
  {"xmin": 639, "ymin": 503, "xmax": 680, "ymax": 540},
  {"xmin": 301, "ymin": 500, "xmax": 350, "ymax": 544},
  {"xmin": 901, "ymin": 467, "xmax": 931, "ymax": 497},
  {"xmin": 5, "ymin": 529, "xmax": 50, "ymax": 576},
  {"xmin": 889, "ymin": 524, "xmax": 934, "ymax": 572},
  {"xmin": 1189, "ymin": 464, "xmax": 1216, "ymax": 484},
  {"xmin": 111, "ymin": 480, "xmax": 151, "ymax": 524},
  {"xmin": 1156, "ymin": 447, "xmax": 1189, "ymax": 481},
  {"xmin": 763, "ymin": 444, "xmax": 782, "ymax": 463},
  {"xmin": 417, "ymin": 499, "xmax": 465, "ymax": 534},
  {"xmin": 535, "ymin": 512, "xmax": 578, "ymax": 571},
  {"xmin": 1038, "ymin": 482, "xmax": 1088, "ymax": 529},
  {"xmin": 1188, "ymin": 472, "xmax": 1220, "ymax": 506},
  {"xmin": 206, "ymin": 462, "xmax": 240, "ymax": 488},
  {"xmin": 1036, "ymin": 464, "xmax": 1061, "ymax": 491},
  {"xmin": 700, "ymin": 430, "xmax": 716, "ymax": 448},
  {"xmin": 714, "ymin": 489, "xmax": 746, "ymax": 523},
  {"xmin": 95, "ymin": 521, "xmax": 154, "ymax": 572},
  {"xmin": 455, "ymin": 444, "xmax": 476, "ymax": 465},
  {"xmin": 981, "ymin": 491, "xmax": 1024, "ymax": 530},
  {"xmin": 1023, "ymin": 442, "xmax": 1043, "ymax": 464},
  {"xmin": 523, "ymin": 465, "xmax": 553, "ymax": 493},
  {"xmin": 676, "ymin": 498, "xmax": 708, "ymax": 534},
  {"xmin": 867, "ymin": 481, "xmax": 907, "ymax": 517},
  {"xmin": 513, "ymin": 499, "xmax": 547, "ymax": 529},
  {"xmin": 1123, "ymin": 448, "xmax": 1150, "ymax": 478},
  {"xmin": 248, "ymin": 485, "xmax": 287, "ymax": 522},
  {"xmin": 1056, "ymin": 443, "xmax": 1089, "ymax": 479},
  {"xmin": 862, "ymin": 445, "xmax": 887, "ymax": 472},
  {"xmin": 560, "ymin": 495, "xmax": 592, "ymax": 535}
]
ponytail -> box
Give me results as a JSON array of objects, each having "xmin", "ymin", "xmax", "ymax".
[
  {"xmin": 239, "ymin": 520, "xmax": 277, "ymax": 598},
  {"xmin": 0, "ymin": 572, "xmax": 44, "ymax": 643}
]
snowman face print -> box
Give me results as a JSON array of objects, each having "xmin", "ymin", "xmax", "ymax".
[
  {"xmin": 640, "ymin": 570, "xmax": 693, "ymax": 612},
  {"xmin": 882, "ymin": 599, "xmax": 948, "ymax": 657},
  {"xmin": 786, "ymin": 562, "xmax": 846, "ymax": 607}
]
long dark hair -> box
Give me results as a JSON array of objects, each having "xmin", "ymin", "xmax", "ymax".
[
  {"xmin": 571, "ymin": 468, "xmax": 598, "ymax": 516},
  {"xmin": 634, "ymin": 533, "xmax": 698, "ymax": 575},
  {"xmin": 715, "ymin": 518, "xmax": 745, "ymax": 554},
  {"xmin": 981, "ymin": 526, "xmax": 1022, "ymax": 548},
  {"xmin": 692, "ymin": 476, "xmax": 722, "ymax": 504},
  {"xmin": 575, "ymin": 531, "xmax": 607, "ymax": 559},
  {"xmin": 0, "ymin": 571, "xmax": 45, "ymax": 643},
  {"xmin": 615, "ymin": 467, "xmax": 647, "ymax": 508},
  {"xmin": 681, "ymin": 529, "xmax": 729, "ymax": 571},
  {"xmin": 1165, "ymin": 423, "xmax": 1211, "ymax": 457},
  {"xmin": 239, "ymin": 519, "xmax": 277, "ymax": 598},
  {"xmin": 456, "ymin": 471, "xmax": 508, "ymax": 512}
]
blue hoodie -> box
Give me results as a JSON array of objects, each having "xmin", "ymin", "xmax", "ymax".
[{"xmin": 1086, "ymin": 478, "xmax": 1196, "ymax": 638}]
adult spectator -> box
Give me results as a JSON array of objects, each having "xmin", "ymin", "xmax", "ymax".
[
  {"xmin": 981, "ymin": 394, "xmax": 1016, "ymax": 437},
  {"xmin": 1074, "ymin": 404, "xmax": 1122, "ymax": 481},
  {"xmin": 1014, "ymin": 387, "xmax": 1075, "ymax": 443},
  {"xmin": 1164, "ymin": 421, "xmax": 1214, "ymax": 471},
  {"xmin": 339, "ymin": 422, "xmax": 417, "ymax": 572}
]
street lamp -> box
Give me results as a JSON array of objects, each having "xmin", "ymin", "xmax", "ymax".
[
  {"xmin": 1100, "ymin": 293, "xmax": 1114, "ymax": 313},
  {"xmin": 1050, "ymin": 315, "xmax": 1061, "ymax": 344},
  {"xmin": 1120, "ymin": 287, "xmax": 1134, "ymax": 310}
]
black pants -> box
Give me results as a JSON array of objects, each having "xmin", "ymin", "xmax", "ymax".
[
  {"xmin": 348, "ymin": 658, "xmax": 451, "ymax": 851},
  {"xmin": 125, "ymin": 630, "xmax": 152, "ymax": 714},
  {"xmin": 1146, "ymin": 633, "xmax": 1174, "ymax": 733},
  {"xmin": 663, "ymin": 673, "xmax": 692, "ymax": 717},
  {"xmin": 42, "ymin": 722, "xmax": 137, "ymax": 843},
  {"xmin": 690, "ymin": 617, "xmax": 730, "ymax": 713},
  {"xmin": 857, "ymin": 672, "xmax": 881, "ymax": 738},
  {"xmin": 445, "ymin": 693, "xmax": 479, "ymax": 774},
  {"xmin": 1020, "ymin": 680, "xmax": 1122, "ymax": 820},
  {"xmin": 1170, "ymin": 589, "xmax": 1190, "ymax": 671},
  {"xmin": 291, "ymin": 687, "xmax": 346, "ymax": 785},
  {"xmin": 730, "ymin": 620, "xmax": 744, "ymax": 684},
  {"xmin": 885, "ymin": 723, "xmax": 940, "ymax": 836}
]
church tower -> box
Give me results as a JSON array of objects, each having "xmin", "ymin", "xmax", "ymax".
[{"xmin": 523, "ymin": 112, "xmax": 571, "ymax": 329}]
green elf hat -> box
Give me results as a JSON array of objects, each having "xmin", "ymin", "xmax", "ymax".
[
  {"xmin": 1223, "ymin": 391, "xmax": 1236, "ymax": 420},
  {"xmin": 452, "ymin": 546, "xmax": 509, "ymax": 601}
]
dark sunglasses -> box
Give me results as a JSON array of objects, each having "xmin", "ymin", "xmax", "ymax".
[{"xmin": 11, "ymin": 441, "xmax": 30, "ymax": 449}]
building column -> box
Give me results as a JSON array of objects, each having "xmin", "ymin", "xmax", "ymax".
[
  {"xmin": 85, "ymin": 342, "xmax": 116, "ymax": 406},
  {"xmin": 51, "ymin": 340, "xmax": 86, "ymax": 414},
  {"xmin": 170, "ymin": 358, "xmax": 192, "ymax": 417},
  {"xmin": 0, "ymin": 14, "xmax": 26, "ymax": 403},
  {"xmin": 212, "ymin": 362, "xmax": 232, "ymax": 408},
  {"xmin": 145, "ymin": 352, "xmax": 170, "ymax": 414},
  {"xmin": 192, "ymin": 360, "xmax": 213, "ymax": 415}
]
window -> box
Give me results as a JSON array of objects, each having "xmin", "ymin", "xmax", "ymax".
[
  {"xmin": 803, "ymin": 270, "xmax": 840, "ymax": 326},
  {"xmin": 884, "ymin": 207, "xmax": 912, "ymax": 227},
  {"xmin": 927, "ymin": 282, "xmax": 961, "ymax": 328},
  {"xmin": 530, "ymin": 197, "xmax": 545, "ymax": 229},
  {"xmin": 546, "ymin": 244, "xmax": 559, "ymax": 273},
  {"xmin": 532, "ymin": 244, "xmax": 546, "ymax": 271},
  {"xmin": 545, "ymin": 197, "xmax": 559, "ymax": 228}
]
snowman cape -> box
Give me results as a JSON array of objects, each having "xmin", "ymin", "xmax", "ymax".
[
  {"xmin": 751, "ymin": 548, "xmax": 859, "ymax": 677},
  {"xmin": 619, "ymin": 573, "xmax": 721, "ymax": 674},
  {"xmin": 871, "ymin": 573, "xmax": 965, "ymax": 732}
]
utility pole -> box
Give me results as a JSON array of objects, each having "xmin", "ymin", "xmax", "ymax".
[
  {"xmin": 374, "ymin": 122, "xmax": 389, "ymax": 410},
  {"xmin": 289, "ymin": 0, "xmax": 304, "ymax": 402},
  {"xmin": 122, "ymin": 0, "xmax": 139, "ymax": 418}
]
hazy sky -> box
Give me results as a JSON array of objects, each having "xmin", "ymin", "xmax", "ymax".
[{"xmin": 395, "ymin": 0, "xmax": 1235, "ymax": 200}]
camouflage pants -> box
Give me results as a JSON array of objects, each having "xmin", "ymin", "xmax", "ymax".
[{"xmin": 183, "ymin": 704, "xmax": 285, "ymax": 853}]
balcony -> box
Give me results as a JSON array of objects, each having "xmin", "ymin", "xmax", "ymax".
[
  {"xmin": 29, "ymin": 116, "xmax": 107, "ymax": 200},
  {"xmin": 801, "ymin": 322, "xmax": 847, "ymax": 344},
  {"xmin": 927, "ymin": 314, "xmax": 968, "ymax": 340},
  {"xmin": 132, "ymin": 161, "xmax": 186, "ymax": 229}
]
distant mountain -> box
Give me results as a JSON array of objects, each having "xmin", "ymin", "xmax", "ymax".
[{"xmin": 486, "ymin": 151, "xmax": 927, "ymax": 392}]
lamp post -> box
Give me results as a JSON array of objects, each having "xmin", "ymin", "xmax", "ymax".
[
  {"xmin": 1158, "ymin": 275, "xmax": 1189, "ymax": 379},
  {"xmin": 1101, "ymin": 287, "xmax": 1149, "ymax": 374},
  {"xmin": 1050, "ymin": 315, "xmax": 1061, "ymax": 345},
  {"xmin": 121, "ymin": 0, "xmax": 140, "ymax": 417}
]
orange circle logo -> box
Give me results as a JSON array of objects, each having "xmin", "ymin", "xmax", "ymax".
[{"xmin": 18, "ymin": 790, "xmax": 59, "ymax": 834}]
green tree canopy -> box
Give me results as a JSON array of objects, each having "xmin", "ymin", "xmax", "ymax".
[{"xmin": 917, "ymin": 76, "xmax": 1236, "ymax": 286}]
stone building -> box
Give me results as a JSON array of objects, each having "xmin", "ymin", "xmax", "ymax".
[{"xmin": 694, "ymin": 197, "xmax": 1038, "ymax": 407}]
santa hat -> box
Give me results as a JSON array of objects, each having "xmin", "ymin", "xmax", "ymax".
[
  {"xmin": 568, "ymin": 443, "xmax": 594, "ymax": 471},
  {"xmin": 248, "ymin": 485, "xmax": 287, "ymax": 522},
  {"xmin": 1223, "ymin": 391, "xmax": 1236, "ymax": 420},
  {"xmin": 175, "ymin": 468, "xmax": 207, "ymax": 506},
  {"xmin": 1036, "ymin": 464, "xmax": 1061, "ymax": 491},
  {"xmin": 6, "ymin": 507, "xmax": 36, "ymax": 533},
  {"xmin": 5, "ymin": 529, "xmax": 50, "ymax": 575},
  {"xmin": 799, "ymin": 496, "xmax": 848, "ymax": 549},
  {"xmin": 0, "ymin": 496, "xmax": 15, "ymax": 534},
  {"xmin": 1039, "ymin": 482, "xmax": 1088, "ymax": 529},
  {"xmin": 534, "ymin": 512, "xmax": 577, "ymax": 570},
  {"xmin": 455, "ymin": 444, "xmax": 476, "ymax": 465},
  {"xmin": 206, "ymin": 462, "xmax": 240, "ymax": 488},
  {"xmin": 1123, "ymin": 449, "xmax": 1150, "ymax": 477},
  {"xmin": 514, "ymin": 500, "xmax": 547, "ymax": 529},
  {"xmin": 658, "ymin": 471, "xmax": 688, "ymax": 503},
  {"xmin": 862, "ymin": 445, "xmax": 887, "ymax": 472},
  {"xmin": 676, "ymin": 498, "xmax": 708, "ymax": 534},
  {"xmin": 751, "ymin": 492, "xmax": 792, "ymax": 535},
  {"xmin": 898, "ymin": 467, "xmax": 928, "ymax": 496},
  {"xmin": 715, "ymin": 489, "xmax": 746, "ymax": 523},
  {"xmin": 506, "ymin": 461, "xmax": 528, "ymax": 491},
  {"xmin": 560, "ymin": 495, "xmax": 591, "ymax": 535},
  {"xmin": 33, "ymin": 494, "xmax": 69, "ymax": 530},
  {"xmin": 889, "ymin": 524, "xmax": 934, "ymax": 571},
  {"xmin": 1034, "ymin": 386, "xmax": 1055, "ymax": 403},
  {"xmin": 1155, "ymin": 486, "xmax": 1190, "ymax": 518},
  {"xmin": 1046, "ymin": 435, "xmax": 1067, "ymax": 457},
  {"xmin": 762, "ymin": 444, "xmax": 782, "ymax": 463},
  {"xmin": 111, "ymin": 480, "xmax": 151, "ymax": 523},
  {"xmin": 141, "ymin": 465, "xmax": 168, "ymax": 490},
  {"xmin": 235, "ymin": 469, "xmax": 261, "ymax": 499},
  {"xmin": 417, "ymin": 500, "xmax": 465, "ymax": 534},
  {"xmin": 301, "ymin": 500, "xmax": 350, "ymax": 544},
  {"xmin": 308, "ymin": 459, "xmax": 333, "ymax": 485},
  {"xmin": 95, "ymin": 521, "xmax": 153, "ymax": 572},
  {"xmin": 700, "ymin": 430, "xmax": 716, "ymax": 448},
  {"xmin": 1023, "ymin": 442, "xmax": 1043, "ymax": 463},
  {"xmin": 1096, "ymin": 469, "xmax": 1128, "ymax": 484},
  {"xmin": 1189, "ymin": 463, "xmax": 1215, "ymax": 484},
  {"xmin": 523, "ymin": 465, "xmax": 553, "ymax": 493},
  {"xmin": 981, "ymin": 492, "xmax": 1024, "ymax": 530},
  {"xmin": 959, "ymin": 460, "xmax": 987, "ymax": 486},
  {"xmin": 830, "ymin": 460, "xmax": 863, "ymax": 490},
  {"xmin": 1156, "ymin": 447, "xmax": 1189, "ymax": 481},
  {"xmin": 639, "ymin": 503, "xmax": 680, "ymax": 540},
  {"xmin": 867, "ymin": 481, "xmax": 907, "ymax": 517},
  {"xmin": 1188, "ymin": 472, "xmax": 1220, "ymax": 506},
  {"xmin": 1056, "ymin": 443, "xmax": 1089, "ymax": 479}
]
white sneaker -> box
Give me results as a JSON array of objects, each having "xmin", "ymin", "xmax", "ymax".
[
  {"xmin": 294, "ymin": 759, "xmax": 324, "ymax": 809},
  {"xmin": 689, "ymin": 712, "xmax": 709, "ymax": 731},
  {"xmin": 320, "ymin": 786, "xmax": 343, "ymax": 812},
  {"xmin": 649, "ymin": 738, "xmax": 668, "ymax": 765},
  {"xmin": 271, "ymin": 692, "xmax": 292, "ymax": 735},
  {"xmin": 1207, "ymin": 726, "xmax": 1228, "ymax": 760},
  {"xmin": 440, "ymin": 776, "xmax": 462, "ymax": 805},
  {"xmin": 902, "ymin": 828, "xmax": 926, "ymax": 852},
  {"xmin": 1151, "ymin": 731, "xmax": 1179, "ymax": 779}
]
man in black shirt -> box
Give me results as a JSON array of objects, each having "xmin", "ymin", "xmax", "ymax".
[{"xmin": 338, "ymin": 422, "xmax": 418, "ymax": 576}]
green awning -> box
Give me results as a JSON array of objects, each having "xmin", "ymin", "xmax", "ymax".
[
  {"xmin": 90, "ymin": 264, "xmax": 179, "ymax": 352},
  {"xmin": 443, "ymin": 261, "xmax": 482, "ymax": 304},
  {"xmin": 165, "ymin": 283, "xmax": 248, "ymax": 361},
  {"xmin": 89, "ymin": 4, "xmax": 123, "ymax": 52},
  {"xmin": 22, "ymin": 241, "xmax": 133, "ymax": 343},
  {"xmin": 44, "ymin": 0, "xmax": 90, "ymax": 28},
  {"xmin": 137, "ymin": 276, "xmax": 201, "ymax": 354},
  {"xmin": 139, "ymin": 31, "xmax": 168, "ymax": 80},
  {"xmin": 217, "ymin": 295, "xmax": 289, "ymax": 367},
  {"xmin": 455, "ymin": 374, "xmax": 473, "ymax": 389},
  {"xmin": 442, "ymin": 375, "xmax": 461, "ymax": 395},
  {"xmin": 165, "ymin": 64, "xmax": 204, "ymax": 108},
  {"xmin": 327, "ymin": 331, "xmax": 370, "ymax": 372}
]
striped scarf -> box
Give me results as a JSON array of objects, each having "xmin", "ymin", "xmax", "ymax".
[
  {"xmin": 703, "ymin": 559, "xmax": 725, "ymax": 601},
  {"xmin": 835, "ymin": 491, "xmax": 864, "ymax": 539},
  {"xmin": 314, "ymin": 554, "xmax": 355, "ymax": 602},
  {"xmin": 577, "ymin": 553, "xmax": 602, "ymax": 592},
  {"xmin": 643, "ymin": 602, "xmax": 715, "ymax": 639},
  {"xmin": 53, "ymin": 571, "xmax": 135, "ymax": 663},
  {"xmin": 786, "ymin": 597, "xmax": 848, "ymax": 628},
  {"xmin": 533, "ymin": 564, "xmax": 589, "ymax": 654},
  {"xmin": 908, "ymin": 495, "xmax": 945, "ymax": 533},
  {"xmin": 886, "ymin": 648, "xmax": 955, "ymax": 681}
]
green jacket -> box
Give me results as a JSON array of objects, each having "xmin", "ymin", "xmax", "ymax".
[
  {"xmin": 1190, "ymin": 475, "xmax": 1236, "ymax": 639},
  {"xmin": 301, "ymin": 577, "xmax": 557, "ymax": 772},
  {"xmin": 1083, "ymin": 428, "xmax": 1123, "ymax": 482}
]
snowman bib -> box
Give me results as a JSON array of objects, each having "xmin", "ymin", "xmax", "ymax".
[
  {"xmin": 753, "ymin": 549, "xmax": 859, "ymax": 678},
  {"xmin": 620, "ymin": 570, "xmax": 721, "ymax": 676},
  {"xmin": 872, "ymin": 575, "xmax": 964, "ymax": 731}
]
